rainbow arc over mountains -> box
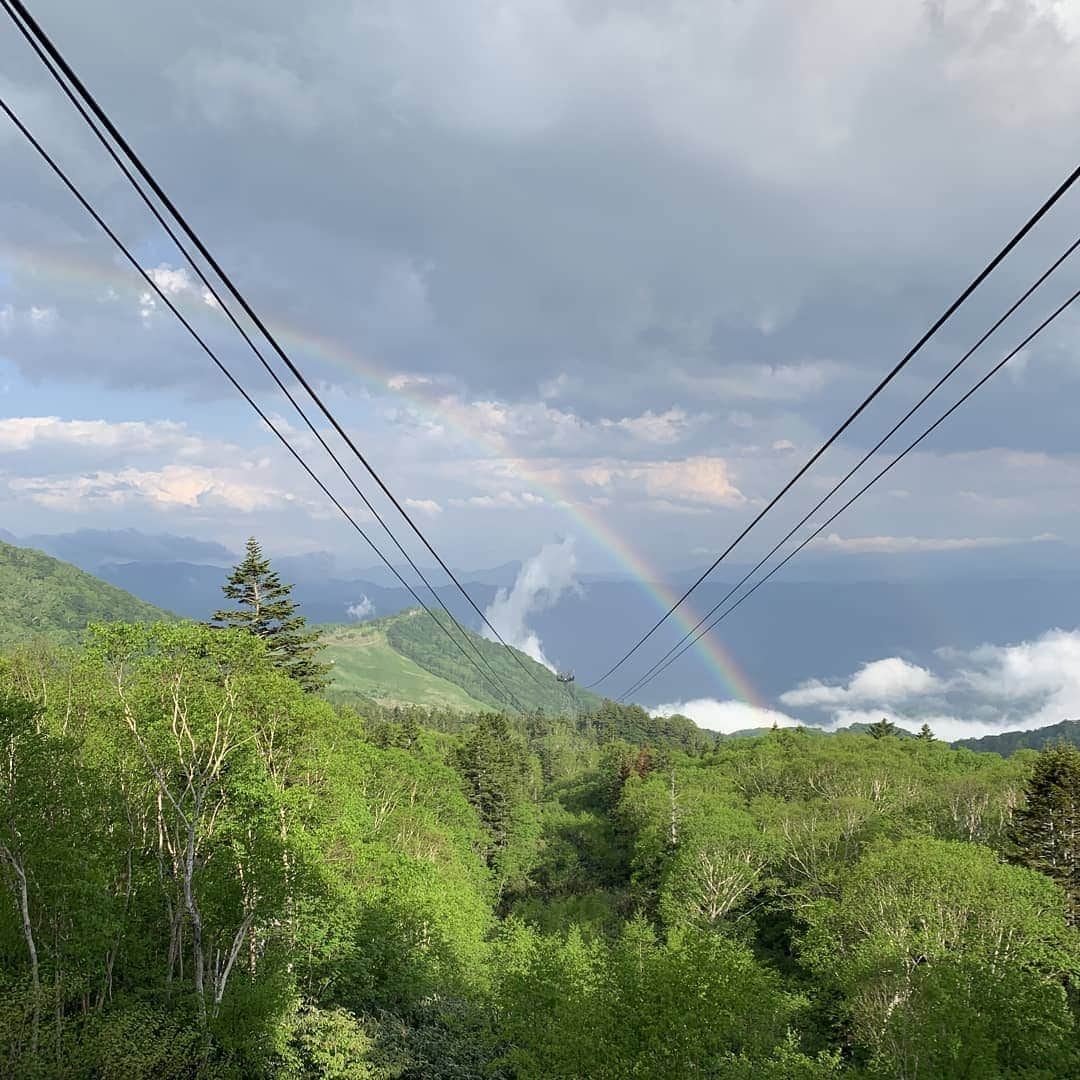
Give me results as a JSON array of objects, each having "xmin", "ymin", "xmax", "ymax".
[{"xmin": 2, "ymin": 243, "xmax": 764, "ymax": 706}]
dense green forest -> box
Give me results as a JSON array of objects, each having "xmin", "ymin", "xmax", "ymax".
[
  {"xmin": 0, "ymin": 540, "xmax": 171, "ymax": 648},
  {"xmin": 1, "ymin": 619, "xmax": 1078, "ymax": 1077}
]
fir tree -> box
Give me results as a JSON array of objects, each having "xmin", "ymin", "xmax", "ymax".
[
  {"xmin": 916, "ymin": 723, "xmax": 935, "ymax": 741},
  {"xmin": 213, "ymin": 537, "xmax": 330, "ymax": 693},
  {"xmin": 868, "ymin": 717, "xmax": 897, "ymax": 739},
  {"xmin": 1010, "ymin": 743, "xmax": 1080, "ymax": 923}
]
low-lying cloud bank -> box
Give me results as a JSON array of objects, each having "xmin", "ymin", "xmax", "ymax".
[
  {"xmin": 657, "ymin": 628, "xmax": 1080, "ymax": 741},
  {"xmin": 653, "ymin": 699, "xmax": 800, "ymax": 735}
]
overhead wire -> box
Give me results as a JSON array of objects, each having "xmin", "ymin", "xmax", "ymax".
[
  {"xmin": 0, "ymin": 91, "xmax": 527, "ymax": 714},
  {"xmin": 588, "ymin": 161, "xmax": 1080, "ymax": 687},
  {"xmin": 622, "ymin": 279, "xmax": 1080, "ymax": 699},
  {"xmin": 2, "ymin": 0, "xmax": 546, "ymax": 688},
  {"xmin": 0, "ymin": 0, "xmax": 519, "ymax": 700},
  {"xmin": 617, "ymin": 233, "xmax": 1080, "ymax": 701}
]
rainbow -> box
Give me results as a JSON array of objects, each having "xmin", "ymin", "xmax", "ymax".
[{"xmin": 0, "ymin": 241, "xmax": 764, "ymax": 706}]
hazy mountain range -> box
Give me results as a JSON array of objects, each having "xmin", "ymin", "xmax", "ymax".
[{"xmin": 6, "ymin": 528, "xmax": 1079, "ymax": 720}]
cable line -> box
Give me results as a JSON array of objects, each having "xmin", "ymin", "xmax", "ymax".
[
  {"xmin": 622, "ymin": 281, "xmax": 1080, "ymax": 700},
  {"xmin": 588, "ymin": 161, "xmax": 1080, "ymax": 688},
  {"xmin": 617, "ymin": 235, "xmax": 1080, "ymax": 701},
  {"xmin": 3, "ymin": 0, "xmax": 544, "ymax": 687},
  {"xmin": 0, "ymin": 92, "xmax": 526, "ymax": 715},
  {"xmin": 0, "ymin": 0, "xmax": 515, "ymax": 698}
]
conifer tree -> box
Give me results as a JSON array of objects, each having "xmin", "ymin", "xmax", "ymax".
[
  {"xmin": 868, "ymin": 717, "xmax": 897, "ymax": 739},
  {"xmin": 213, "ymin": 537, "xmax": 330, "ymax": 693},
  {"xmin": 916, "ymin": 723, "xmax": 935, "ymax": 741},
  {"xmin": 1010, "ymin": 743, "xmax": 1080, "ymax": 923}
]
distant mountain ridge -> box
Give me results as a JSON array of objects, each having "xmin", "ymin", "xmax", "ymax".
[
  {"xmin": 0, "ymin": 539, "xmax": 173, "ymax": 648},
  {"xmin": 953, "ymin": 719, "xmax": 1080, "ymax": 756}
]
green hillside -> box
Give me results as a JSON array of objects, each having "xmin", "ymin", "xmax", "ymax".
[
  {"xmin": 320, "ymin": 621, "xmax": 493, "ymax": 711},
  {"xmin": 0, "ymin": 539, "xmax": 172, "ymax": 648},
  {"xmin": 322, "ymin": 607, "xmax": 603, "ymax": 714},
  {"xmin": 954, "ymin": 718, "xmax": 1080, "ymax": 756}
]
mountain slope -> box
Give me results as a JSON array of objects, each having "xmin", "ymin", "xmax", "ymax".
[
  {"xmin": 320, "ymin": 622, "xmax": 494, "ymax": 712},
  {"xmin": 0, "ymin": 540, "xmax": 173, "ymax": 648},
  {"xmin": 322, "ymin": 608, "xmax": 602, "ymax": 713},
  {"xmin": 953, "ymin": 719, "xmax": 1080, "ymax": 756}
]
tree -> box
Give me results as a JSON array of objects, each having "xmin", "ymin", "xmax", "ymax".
[
  {"xmin": 213, "ymin": 537, "xmax": 330, "ymax": 692},
  {"xmin": 868, "ymin": 717, "xmax": 897, "ymax": 739},
  {"xmin": 1011, "ymin": 743, "xmax": 1080, "ymax": 922},
  {"xmin": 916, "ymin": 723, "xmax": 935, "ymax": 741}
]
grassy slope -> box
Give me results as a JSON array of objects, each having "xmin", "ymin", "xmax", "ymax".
[
  {"xmin": 0, "ymin": 540, "xmax": 173, "ymax": 648},
  {"xmin": 322, "ymin": 608, "xmax": 604, "ymax": 713},
  {"xmin": 320, "ymin": 622, "xmax": 493, "ymax": 711}
]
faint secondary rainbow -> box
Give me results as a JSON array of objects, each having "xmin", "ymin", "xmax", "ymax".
[{"xmin": 1, "ymin": 242, "xmax": 764, "ymax": 707}]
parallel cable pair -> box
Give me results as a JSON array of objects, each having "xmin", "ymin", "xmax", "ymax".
[
  {"xmin": 589, "ymin": 163, "xmax": 1080, "ymax": 689},
  {"xmin": 621, "ymin": 277, "xmax": 1080, "ymax": 700},
  {"xmin": 0, "ymin": 0, "xmax": 537, "ymax": 710},
  {"xmin": 618, "ymin": 234, "xmax": 1080, "ymax": 700},
  {"xmin": 0, "ymin": 92, "xmax": 530, "ymax": 713}
]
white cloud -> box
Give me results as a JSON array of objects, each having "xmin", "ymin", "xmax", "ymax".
[
  {"xmin": 600, "ymin": 408, "xmax": 693, "ymax": 445},
  {"xmin": 448, "ymin": 490, "xmax": 544, "ymax": 509},
  {"xmin": 9, "ymin": 464, "xmax": 293, "ymax": 512},
  {"xmin": 404, "ymin": 497, "xmax": 442, "ymax": 515},
  {"xmin": 142, "ymin": 264, "xmax": 217, "ymax": 313},
  {"xmin": 628, "ymin": 457, "xmax": 744, "ymax": 506},
  {"xmin": 483, "ymin": 538, "xmax": 578, "ymax": 670},
  {"xmin": 654, "ymin": 698, "xmax": 800, "ymax": 735},
  {"xmin": 780, "ymin": 630, "xmax": 1080, "ymax": 739},
  {"xmin": 346, "ymin": 595, "xmax": 375, "ymax": 620},
  {"xmin": 0, "ymin": 304, "xmax": 57, "ymax": 334},
  {"xmin": 0, "ymin": 416, "xmax": 203, "ymax": 456},
  {"xmin": 387, "ymin": 373, "xmax": 433, "ymax": 390},
  {"xmin": 781, "ymin": 658, "xmax": 941, "ymax": 708},
  {"xmin": 819, "ymin": 532, "xmax": 1058, "ymax": 555}
]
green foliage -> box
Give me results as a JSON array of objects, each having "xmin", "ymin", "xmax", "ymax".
[
  {"xmin": 385, "ymin": 607, "xmax": 602, "ymax": 713},
  {"xmin": 214, "ymin": 537, "xmax": 330, "ymax": 692},
  {"xmin": 2, "ymin": 622, "xmax": 1079, "ymax": 1077},
  {"xmin": 0, "ymin": 538, "xmax": 171, "ymax": 648},
  {"xmin": 867, "ymin": 717, "xmax": 898, "ymax": 739},
  {"xmin": 1010, "ymin": 742, "xmax": 1080, "ymax": 922}
]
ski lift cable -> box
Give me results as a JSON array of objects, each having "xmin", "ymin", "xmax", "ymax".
[
  {"xmin": 588, "ymin": 160, "xmax": 1080, "ymax": 688},
  {"xmin": 2, "ymin": 0, "xmax": 546, "ymax": 690},
  {"xmin": 622, "ymin": 281, "xmax": 1080, "ymax": 700},
  {"xmin": 0, "ymin": 92, "xmax": 528, "ymax": 716},
  {"xmin": 617, "ymin": 233, "xmax": 1080, "ymax": 701},
  {"xmin": 0, "ymin": 0, "xmax": 518, "ymax": 699}
]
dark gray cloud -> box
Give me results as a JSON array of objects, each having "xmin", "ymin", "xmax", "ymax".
[{"xmin": 2, "ymin": 0, "xmax": 1079, "ymax": 571}]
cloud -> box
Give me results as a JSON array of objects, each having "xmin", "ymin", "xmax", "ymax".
[
  {"xmin": 654, "ymin": 698, "xmax": 800, "ymax": 735},
  {"xmin": 780, "ymin": 629, "xmax": 1080, "ymax": 739},
  {"xmin": 346, "ymin": 595, "xmax": 375, "ymax": 620},
  {"xmin": 448, "ymin": 491, "xmax": 545, "ymax": 509},
  {"xmin": 0, "ymin": 416, "xmax": 202, "ymax": 456},
  {"xmin": 404, "ymin": 497, "xmax": 441, "ymax": 515},
  {"xmin": 673, "ymin": 362, "xmax": 848, "ymax": 402},
  {"xmin": 781, "ymin": 658, "xmax": 942, "ymax": 708},
  {"xmin": 819, "ymin": 532, "xmax": 1059, "ymax": 555},
  {"xmin": 599, "ymin": 408, "xmax": 694, "ymax": 445},
  {"xmin": 8, "ymin": 464, "xmax": 294, "ymax": 513},
  {"xmin": 483, "ymin": 537, "xmax": 578, "ymax": 669}
]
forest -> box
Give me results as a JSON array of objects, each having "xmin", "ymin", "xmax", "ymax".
[{"xmin": 0, "ymin": 619, "xmax": 1078, "ymax": 1078}]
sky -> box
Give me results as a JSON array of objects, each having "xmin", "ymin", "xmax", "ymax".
[{"xmin": 2, "ymin": 1, "xmax": 1080, "ymax": 735}]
